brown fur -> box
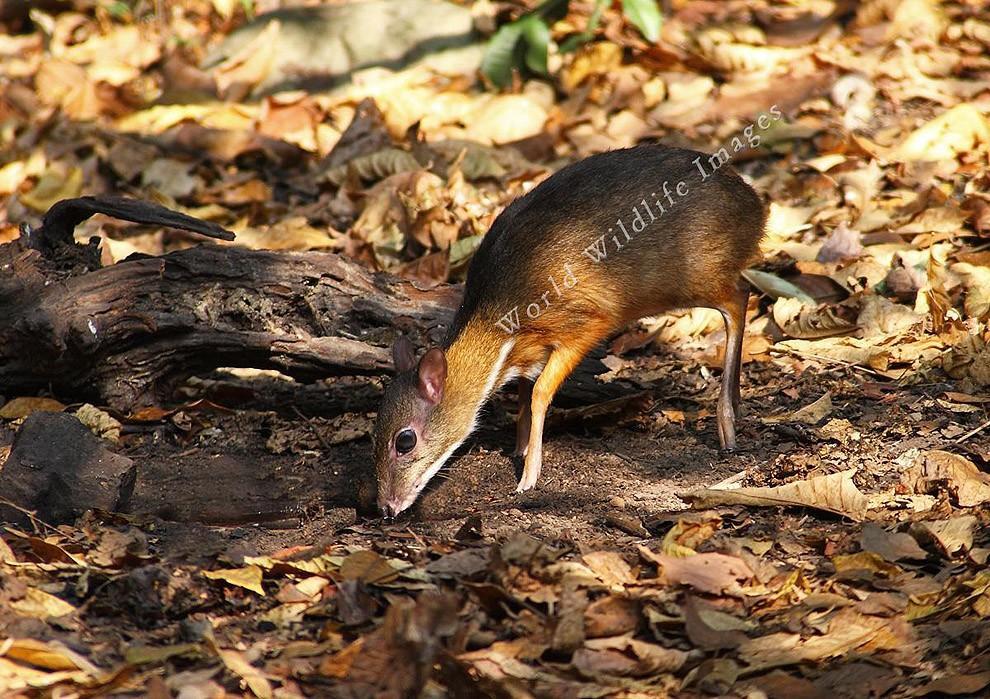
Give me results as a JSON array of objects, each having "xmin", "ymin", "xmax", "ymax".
[{"xmin": 373, "ymin": 145, "xmax": 766, "ymax": 516}]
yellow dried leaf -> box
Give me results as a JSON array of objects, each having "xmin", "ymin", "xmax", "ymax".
[
  {"xmin": 10, "ymin": 588, "xmax": 77, "ymax": 619},
  {"xmin": 561, "ymin": 42, "xmax": 622, "ymax": 91},
  {"xmin": 20, "ymin": 167, "xmax": 83, "ymax": 212},
  {"xmin": 339, "ymin": 549, "xmax": 398, "ymax": 584},
  {"xmin": 212, "ymin": 0, "xmax": 239, "ymax": 19},
  {"xmin": 892, "ymin": 103, "xmax": 990, "ymax": 163},
  {"xmin": 215, "ymin": 646, "xmax": 273, "ymax": 698},
  {"xmin": 581, "ymin": 551, "xmax": 637, "ymax": 587},
  {"xmin": 0, "ymin": 397, "xmax": 65, "ymax": 420},
  {"xmin": 203, "ymin": 565, "xmax": 266, "ymax": 595},
  {"xmin": 762, "ymin": 392, "xmax": 833, "ymax": 425},
  {"xmin": 951, "ymin": 263, "xmax": 990, "ymax": 320}
]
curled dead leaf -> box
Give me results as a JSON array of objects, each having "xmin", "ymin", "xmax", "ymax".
[
  {"xmin": 683, "ymin": 469, "xmax": 870, "ymax": 521},
  {"xmin": 638, "ymin": 547, "xmax": 753, "ymax": 595}
]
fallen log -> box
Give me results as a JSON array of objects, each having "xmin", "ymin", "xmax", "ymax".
[
  {"xmin": 0, "ymin": 241, "xmax": 459, "ymax": 410},
  {"xmin": 1, "ymin": 199, "xmax": 631, "ymax": 412}
]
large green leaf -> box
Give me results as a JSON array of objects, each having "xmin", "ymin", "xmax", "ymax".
[
  {"xmin": 621, "ymin": 0, "xmax": 663, "ymax": 42},
  {"xmin": 481, "ymin": 22, "xmax": 526, "ymax": 87},
  {"xmin": 521, "ymin": 15, "xmax": 551, "ymax": 75}
]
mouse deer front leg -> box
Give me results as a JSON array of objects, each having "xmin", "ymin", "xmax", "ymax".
[{"xmin": 518, "ymin": 327, "xmax": 608, "ymax": 492}]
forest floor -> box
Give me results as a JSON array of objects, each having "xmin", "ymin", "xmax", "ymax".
[{"xmin": 2, "ymin": 1, "xmax": 990, "ymax": 697}]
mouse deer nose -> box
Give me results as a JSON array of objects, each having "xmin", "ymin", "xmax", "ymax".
[{"xmin": 380, "ymin": 502, "xmax": 397, "ymax": 519}]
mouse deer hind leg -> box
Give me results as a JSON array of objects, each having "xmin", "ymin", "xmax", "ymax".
[{"xmin": 715, "ymin": 280, "xmax": 750, "ymax": 451}]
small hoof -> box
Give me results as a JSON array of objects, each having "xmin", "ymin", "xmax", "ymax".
[{"xmin": 515, "ymin": 480, "xmax": 535, "ymax": 494}]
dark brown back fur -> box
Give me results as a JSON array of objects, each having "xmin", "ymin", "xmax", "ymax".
[{"xmin": 446, "ymin": 145, "xmax": 765, "ymax": 348}]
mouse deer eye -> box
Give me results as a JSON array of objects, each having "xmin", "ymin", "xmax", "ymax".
[{"xmin": 395, "ymin": 428, "xmax": 417, "ymax": 454}]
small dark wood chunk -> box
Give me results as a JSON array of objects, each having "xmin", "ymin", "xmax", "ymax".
[{"xmin": 0, "ymin": 412, "xmax": 136, "ymax": 525}]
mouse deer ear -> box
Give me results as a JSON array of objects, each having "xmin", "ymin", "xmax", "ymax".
[
  {"xmin": 417, "ymin": 348, "xmax": 447, "ymax": 405},
  {"xmin": 392, "ymin": 335, "xmax": 417, "ymax": 372}
]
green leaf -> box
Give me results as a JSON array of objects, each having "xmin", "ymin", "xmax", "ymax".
[
  {"xmin": 481, "ymin": 22, "xmax": 525, "ymax": 87},
  {"xmin": 742, "ymin": 269, "xmax": 816, "ymax": 304},
  {"xmin": 621, "ymin": 0, "xmax": 663, "ymax": 42},
  {"xmin": 560, "ymin": 0, "xmax": 607, "ymax": 53},
  {"xmin": 521, "ymin": 16, "xmax": 551, "ymax": 75},
  {"xmin": 559, "ymin": 32, "xmax": 592, "ymax": 53}
]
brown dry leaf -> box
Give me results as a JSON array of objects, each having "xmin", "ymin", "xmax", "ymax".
[
  {"xmin": 466, "ymin": 95, "xmax": 547, "ymax": 145},
  {"xmin": 915, "ymin": 670, "xmax": 990, "ymax": 697},
  {"xmin": 322, "ymin": 148, "xmax": 420, "ymax": 187},
  {"xmin": 891, "ymin": 103, "xmax": 990, "ymax": 163},
  {"xmin": 573, "ymin": 636, "xmax": 687, "ymax": 678},
  {"xmin": 683, "ymin": 469, "xmax": 870, "ymax": 520},
  {"xmin": 10, "ymin": 587, "xmax": 77, "ymax": 619},
  {"xmin": 211, "ymin": 0, "xmax": 240, "ymax": 20},
  {"xmin": 3, "ymin": 639, "xmax": 86, "ymax": 672},
  {"xmin": 943, "ymin": 332, "xmax": 990, "ymax": 386},
  {"xmin": 659, "ymin": 514, "xmax": 722, "ymax": 556},
  {"xmin": 20, "ymin": 166, "xmax": 83, "ymax": 212},
  {"xmin": 0, "ymin": 535, "xmax": 15, "ymax": 563},
  {"xmin": 583, "ymin": 596, "xmax": 640, "ymax": 638},
  {"xmin": 859, "ymin": 523, "xmax": 928, "ymax": 562},
  {"xmin": 581, "ymin": 551, "xmax": 637, "ymax": 587},
  {"xmin": 551, "ymin": 576, "xmax": 588, "ymax": 652},
  {"xmin": 951, "ymin": 263, "xmax": 990, "ymax": 320},
  {"xmin": 203, "ymin": 565, "xmax": 266, "ymax": 595},
  {"xmin": 319, "ymin": 638, "xmax": 364, "ymax": 678},
  {"xmin": 339, "ymin": 549, "xmax": 399, "ymax": 585},
  {"xmin": 74, "ymin": 404, "xmax": 122, "ymax": 443},
  {"xmin": 772, "ymin": 298, "xmax": 857, "ymax": 339},
  {"xmin": 899, "ymin": 205, "xmax": 970, "ymax": 235},
  {"xmin": 236, "ymin": 217, "xmax": 336, "ymax": 251},
  {"xmin": 912, "ymin": 516, "xmax": 977, "ymax": 556},
  {"xmin": 211, "ymin": 644, "xmax": 273, "ymax": 699},
  {"xmin": 0, "ymin": 397, "xmax": 65, "ymax": 420},
  {"xmin": 923, "ymin": 246, "xmax": 953, "ymax": 334},
  {"xmin": 34, "ymin": 59, "xmax": 101, "ymax": 120},
  {"xmin": 425, "ymin": 548, "xmax": 490, "ymax": 578},
  {"xmin": 117, "ymin": 103, "xmax": 257, "ymax": 134},
  {"xmin": 777, "ymin": 335, "xmax": 943, "ymax": 374},
  {"xmin": 857, "ymin": 294, "xmax": 924, "ymax": 338},
  {"xmin": 562, "ymin": 42, "xmax": 623, "ymax": 91},
  {"xmin": 683, "ymin": 597, "xmax": 751, "ymax": 651},
  {"xmin": 904, "ymin": 450, "xmax": 990, "ymax": 508},
  {"xmin": 638, "ymin": 548, "xmax": 753, "ymax": 595},
  {"xmin": 61, "ymin": 24, "xmax": 160, "ymax": 71},
  {"xmin": 831, "ymin": 551, "xmax": 903, "ymax": 578},
  {"xmin": 740, "ymin": 608, "xmax": 913, "ymax": 670},
  {"xmin": 761, "ymin": 392, "xmax": 833, "ymax": 425},
  {"xmin": 816, "ymin": 222, "xmax": 863, "ymax": 263},
  {"xmin": 3, "ymin": 529, "xmax": 86, "ymax": 566},
  {"xmin": 214, "ymin": 20, "xmax": 280, "ymax": 100},
  {"xmin": 141, "ymin": 159, "xmax": 201, "ymax": 200}
]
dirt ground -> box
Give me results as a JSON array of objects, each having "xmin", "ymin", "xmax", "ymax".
[
  {"xmin": 114, "ymin": 347, "xmax": 986, "ymax": 550},
  {"xmin": 5, "ymin": 346, "xmax": 986, "ymax": 696}
]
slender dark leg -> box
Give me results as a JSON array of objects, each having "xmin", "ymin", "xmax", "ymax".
[
  {"xmin": 715, "ymin": 282, "xmax": 750, "ymax": 451},
  {"xmin": 515, "ymin": 378, "xmax": 533, "ymax": 456}
]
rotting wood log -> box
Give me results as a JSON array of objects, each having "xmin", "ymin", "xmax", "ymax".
[
  {"xmin": 0, "ymin": 242, "xmax": 458, "ymax": 410},
  {"xmin": 0, "ymin": 241, "xmax": 631, "ymax": 412},
  {"xmin": 0, "ymin": 196, "xmax": 633, "ymax": 412}
]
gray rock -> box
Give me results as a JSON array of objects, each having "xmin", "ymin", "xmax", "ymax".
[
  {"xmin": 203, "ymin": 0, "xmax": 480, "ymax": 96},
  {"xmin": 0, "ymin": 412, "xmax": 135, "ymax": 525}
]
